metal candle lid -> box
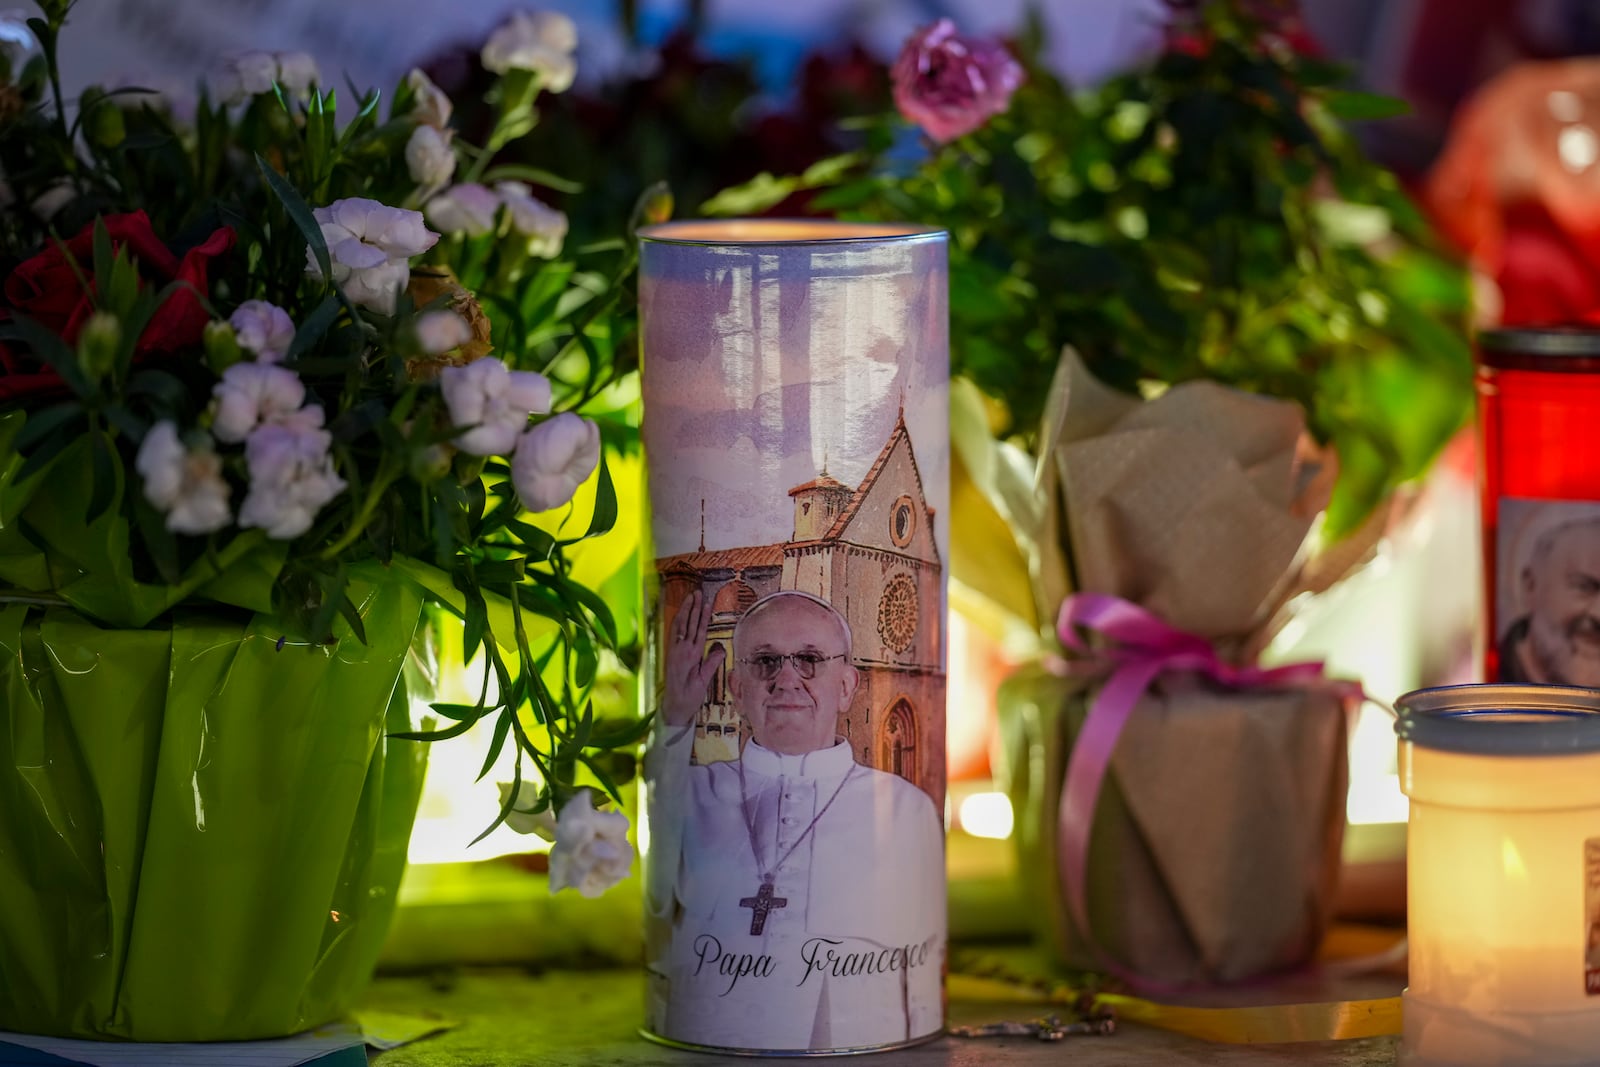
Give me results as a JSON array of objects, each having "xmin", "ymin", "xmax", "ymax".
[
  {"xmin": 1478, "ymin": 327, "xmax": 1600, "ymax": 371},
  {"xmin": 1395, "ymin": 684, "xmax": 1600, "ymax": 755}
]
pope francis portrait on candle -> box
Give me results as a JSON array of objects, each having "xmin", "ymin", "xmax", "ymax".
[{"xmin": 643, "ymin": 588, "xmax": 945, "ymax": 1051}]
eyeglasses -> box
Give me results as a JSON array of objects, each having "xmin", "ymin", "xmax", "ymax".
[{"xmin": 739, "ymin": 652, "xmax": 847, "ymax": 680}]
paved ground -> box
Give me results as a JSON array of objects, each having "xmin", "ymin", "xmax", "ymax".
[{"xmin": 363, "ymin": 968, "xmax": 1401, "ymax": 1066}]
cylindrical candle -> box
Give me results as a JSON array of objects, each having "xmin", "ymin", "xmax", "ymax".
[
  {"xmin": 1397, "ymin": 684, "xmax": 1600, "ymax": 1066},
  {"xmin": 636, "ymin": 219, "xmax": 949, "ymax": 1055},
  {"xmin": 1477, "ymin": 328, "xmax": 1600, "ymax": 686}
]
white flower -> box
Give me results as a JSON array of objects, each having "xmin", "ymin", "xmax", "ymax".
[
  {"xmin": 497, "ymin": 780, "xmax": 558, "ymax": 840},
  {"xmin": 548, "ymin": 790, "xmax": 631, "ymax": 898},
  {"xmin": 135, "ymin": 421, "xmax": 232, "ymax": 535},
  {"xmin": 212, "ymin": 50, "xmax": 320, "ymax": 104},
  {"xmin": 229, "ymin": 300, "xmax": 296, "ymax": 363},
  {"xmin": 440, "ymin": 357, "xmax": 551, "ymax": 456},
  {"xmin": 497, "ymin": 182, "xmax": 567, "ymax": 257},
  {"xmin": 273, "ymin": 51, "xmax": 320, "ymax": 98},
  {"xmin": 512, "ymin": 413, "xmax": 599, "ymax": 512},
  {"xmin": 238, "ymin": 422, "xmax": 346, "ymax": 540},
  {"xmin": 405, "ymin": 67, "xmax": 452, "ymax": 129},
  {"xmin": 424, "ymin": 183, "xmax": 500, "ymax": 237},
  {"xmin": 405, "ymin": 124, "xmax": 456, "ymax": 190},
  {"xmin": 481, "ymin": 10, "xmax": 577, "ymax": 91},
  {"xmin": 30, "ymin": 181, "xmax": 75, "ymax": 222},
  {"xmin": 306, "ymin": 198, "xmax": 438, "ymax": 315},
  {"xmin": 416, "ymin": 310, "xmax": 473, "ymax": 355},
  {"xmin": 338, "ymin": 259, "xmax": 413, "ymax": 315},
  {"xmin": 213, "ymin": 51, "xmax": 278, "ymax": 104},
  {"xmin": 212, "ymin": 362, "xmax": 307, "ymax": 443}
]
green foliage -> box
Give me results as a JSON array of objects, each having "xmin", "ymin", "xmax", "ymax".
[
  {"xmin": 798, "ymin": 2, "xmax": 1473, "ymax": 538},
  {"xmin": 0, "ymin": 2, "xmax": 647, "ymax": 838}
]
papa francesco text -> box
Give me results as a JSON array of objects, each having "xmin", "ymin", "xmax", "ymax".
[{"xmin": 692, "ymin": 934, "xmax": 939, "ymax": 997}]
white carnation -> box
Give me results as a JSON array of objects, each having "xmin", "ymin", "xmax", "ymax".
[
  {"xmin": 481, "ymin": 10, "xmax": 577, "ymax": 92},
  {"xmin": 405, "ymin": 68, "xmax": 453, "ymax": 129},
  {"xmin": 405, "ymin": 125, "xmax": 456, "ymax": 190},
  {"xmin": 305, "ymin": 197, "xmax": 438, "ymax": 315},
  {"xmin": 212, "ymin": 362, "xmax": 307, "ymax": 443},
  {"xmin": 416, "ymin": 310, "xmax": 473, "ymax": 355},
  {"xmin": 238, "ymin": 422, "xmax": 346, "ymax": 540},
  {"xmin": 497, "ymin": 181, "xmax": 567, "ymax": 258},
  {"xmin": 548, "ymin": 790, "xmax": 632, "ymax": 898},
  {"xmin": 229, "ymin": 300, "xmax": 296, "ymax": 363},
  {"xmin": 440, "ymin": 356, "xmax": 552, "ymax": 456},
  {"xmin": 424, "ymin": 183, "xmax": 500, "ymax": 237},
  {"xmin": 135, "ymin": 421, "xmax": 232, "ymax": 535},
  {"xmin": 511, "ymin": 413, "xmax": 599, "ymax": 512},
  {"xmin": 498, "ymin": 780, "xmax": 558, "ymax": 840}
]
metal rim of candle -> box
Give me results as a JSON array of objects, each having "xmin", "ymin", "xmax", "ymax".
[
  {"xmin": 1395, "ymin": 683, "xmax": 1600, "ymax": 755},
  {"xmin": 637, "ymin": 219, "xmax": 947, "ymax": 247},
  {"xmin": 1478, "ymin": 326, "xmax": 1600, "ymax": 371}
]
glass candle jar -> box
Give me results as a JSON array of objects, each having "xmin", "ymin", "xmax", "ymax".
[
  {"xmin": 1477, "ymin": 328, "xmax": 1600, "ymax": 686},
  {"xmin": 1396, "ymin": 683, "xmax": 1600, "ymax": 1066}
]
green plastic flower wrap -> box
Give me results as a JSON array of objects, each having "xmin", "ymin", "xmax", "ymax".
[{"xmin": 0, "ymin": 408, "xmax": 431, "ymax": 1041}]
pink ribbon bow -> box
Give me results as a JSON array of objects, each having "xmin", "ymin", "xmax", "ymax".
[{"xmin": 1053, "ymin": 592, "xmax": 1361, "ymax": 989}]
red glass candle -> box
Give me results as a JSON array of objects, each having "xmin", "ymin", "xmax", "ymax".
[{"xmin": 1479, "ymin": 328, "xmax": 1600, "ymax": 686}]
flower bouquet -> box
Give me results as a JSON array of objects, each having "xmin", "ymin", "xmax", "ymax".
[
  {"xmin": 712, "ymin": 0, "xmax": 1474, "ymax": 984},
  {"xmin": 0, "ymin": 1, "xmax": 645, "ymax": 1041}
]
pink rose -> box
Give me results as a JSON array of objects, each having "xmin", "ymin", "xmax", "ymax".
[{"xmin": 891, "ymin": 18, "xmax": 1024, "ymax": 144}]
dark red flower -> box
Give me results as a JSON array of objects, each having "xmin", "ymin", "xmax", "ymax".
[{"xmin": 5, "ymin": 210, "xmax": 234, "ymax": 352}]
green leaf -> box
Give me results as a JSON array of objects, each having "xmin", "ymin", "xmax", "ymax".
[
  {"xmin": 587, "ymin": 712, "xmax": 656, "ymax": 750},
  {"xmin": 481, "ymin": 164, "xmax": 582, "ymax": 193},
  {"xmin": 577, "ymin": 752, "xmax": 625, "ymax": 807},
  {"xmin": 86, "ymin": 431, "xmax": 118, "ymax": 524},
  {"xmin": 389, "ymin": 717, "xmax": 479, "ymax": 742},
  {"xmin": 16, "ymin": 403, "xmax": 83, "ymax": 452},
  {"xmin": 572, "ymin": 627, "xmax": 597, "ymax": 689},
  {"xmin": 428, "ymin": 701, "xmax": 491, "ymax": 723},
  {"xmin": 580, "ymin": 446, "xmax": 618, "ymax": 540},
  {"xmin": 1324, "ymin": 91, "xmax": 1410, "ymax": 122},
  {"xmin": 1, "ymin": 314, "xmax": 93, "ymax": 399},
  {"xmin": 700, "ymin": 172, "xmax": 799, "ymax": 217},
  {"xmin": 469, "ymin": 747, "xmax": 523, "ymax": 847},
  {"xmin": 256, "ymin": 153, "xmax": 332, "ymax": 283},
  {"xmin": 335, "ymin": 591, "xmax": 368, "ymax": 645},
  {"xmin": 286, "ymin": 293, "xmax": 343, "ymax": 362},
  {"xmin": 473, "ymin": 557, "xmax": 527, "ymax": 585},
  {"xmin": 476, "ymin": 707, "xmax": 514, "ymax": 782},
  {"xmin": 506, "ymin": 518, "xmax": 557, "ymax": 562}
]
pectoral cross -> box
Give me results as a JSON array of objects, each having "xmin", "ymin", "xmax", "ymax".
[{"xmin": 738, "ymin": 882, "xmax": 788, "ymax": 935}]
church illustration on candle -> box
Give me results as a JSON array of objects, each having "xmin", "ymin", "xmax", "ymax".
[{"xmin": 655, "ymin": 411, "xmax": 945, "ymax": 807}]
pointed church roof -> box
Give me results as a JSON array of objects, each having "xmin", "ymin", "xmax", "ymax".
[{"xmin": 822, "ymin": 410, "xmax": 931, "ymax": 545}]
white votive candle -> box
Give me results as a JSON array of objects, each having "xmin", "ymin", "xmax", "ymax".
[{"xmin": 1398, "ymin": 684, "xmax": 1600, "ymax": 1067}]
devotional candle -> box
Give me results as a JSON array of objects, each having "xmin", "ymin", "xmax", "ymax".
[
  {"xmin": 636, "ymin": 219, "xmax": 950, "ymax": 1055},
  {"xmin": 1478, "ymin": 328, "xmax": 1600, "ymax": 688},
  {"xmin": 1397, "ymin": 684, "xmax": 1600, "ymax": 1067}
]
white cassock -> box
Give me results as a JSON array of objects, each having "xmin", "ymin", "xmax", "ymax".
[{"xmin": 644, "ymin": 726, "xmax": 945, "ymax": 1051}]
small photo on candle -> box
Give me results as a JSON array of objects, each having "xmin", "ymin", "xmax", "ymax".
[{"xmin": 1495, "ymin": 498, "xmax": 1600, "ymax": 689}]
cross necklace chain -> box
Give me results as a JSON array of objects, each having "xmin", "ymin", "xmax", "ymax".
[{"xmin": 736, "ymin": 758, "xmax": 858, "ymax": 935}]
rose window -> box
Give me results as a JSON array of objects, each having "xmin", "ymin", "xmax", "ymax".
[{"xmin": 877, "ymin": 573, "xmax": 919, "ymax": 653}]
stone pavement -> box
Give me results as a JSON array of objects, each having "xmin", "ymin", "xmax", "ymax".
[{"xmin": 364, "ymin": 969, "xmax": 1400, "ymax": 1066}]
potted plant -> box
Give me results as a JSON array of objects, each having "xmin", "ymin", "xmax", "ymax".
[{"xmin": 0, "ymin": 2, "xmax": 646, "ymax": 1040}]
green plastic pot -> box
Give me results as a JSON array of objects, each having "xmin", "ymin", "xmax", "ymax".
[{"xmin": 0, "ymin": 576, "xmax": 427, "ymax": 1041}]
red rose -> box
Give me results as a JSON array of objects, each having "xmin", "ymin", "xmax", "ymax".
[{"xmin": 3, "ymin": 210, "xmax": 234, "ymax": 362}]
